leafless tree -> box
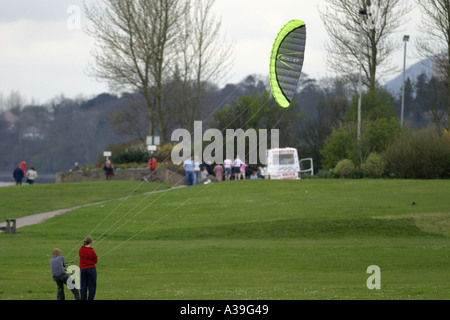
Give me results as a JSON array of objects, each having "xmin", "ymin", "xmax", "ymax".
[
  {"xmin": 415, "ymin": 0, "xmax": 450, "ymax": 130},
  {"xmin": 84, "ymin": 0, "xmax": 233, "ymax": 143},
  {"xmin": 85, "ymin": 0, "xmax": 188, "ymax": 143},
  {"xmin": 320, "ymin": 0, "xmax": 411, "ymax": 91},
  {"xmin": 169, "ymin": 0, "xmax": 234, "ymax": 132},
  {"xmin": 0, "ymin": 90, "xmax": 28, "ymax": 112}
]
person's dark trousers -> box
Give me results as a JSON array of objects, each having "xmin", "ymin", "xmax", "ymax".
[
  {"xmin": 53, "ymin": 273, "xmax": 80, "ymax": 300},
  {"xmin": 80, "ymin": 267, "xmax": 97, "ymax": 300},
  {"xmin": 185, "ymin": 171, "xmax": 193, "ymax": 186}
]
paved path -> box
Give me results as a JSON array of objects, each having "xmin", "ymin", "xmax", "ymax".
[{"xmin": 0, "ymin": 186, "xmax": 185, "ymax": 232}]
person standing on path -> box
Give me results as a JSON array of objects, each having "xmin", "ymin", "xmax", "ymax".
[{"xmin": 79, "ymin": 236, "xmax": 98, "ymax": 300}]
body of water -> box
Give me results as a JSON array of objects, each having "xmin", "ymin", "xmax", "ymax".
[
  {"xmin": 0, "ymin": 182, "xmax": 15, "ymax": 187},
  {"xmin": 0, "ymin": 172, "xmax": 56, "ymax": 187}
]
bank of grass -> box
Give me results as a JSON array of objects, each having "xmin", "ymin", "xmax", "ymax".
[
  {"xmin": 0, "ymin": 179, "xmax": 449, "ymax": 300},
  {"xmin": 0, "ymin": 180, "xmax": 172, "ymax": 221}
]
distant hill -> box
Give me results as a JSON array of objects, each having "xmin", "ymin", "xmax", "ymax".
[{"xmin": 384, "ymin": 57, "xmax": 433, "ymax": 95}]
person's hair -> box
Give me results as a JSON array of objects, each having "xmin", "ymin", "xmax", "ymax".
[
  {"xmin": 83, "ymin": 236, "xmax": 93, "ymax": 246},
  {"xmin": 52, "ymin": 248, "xmax": 61, "ymax": 256}
]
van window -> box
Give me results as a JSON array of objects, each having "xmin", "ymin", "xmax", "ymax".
[{"xmin": 273, "ymin": 153, "xmax": 295, "ymax": 165}]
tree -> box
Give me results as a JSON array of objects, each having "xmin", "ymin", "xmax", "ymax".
[
  {"xmin": 414, "ymin": 74, "xmax": 447, "ymax": 133},
  {"xmin": 210, "ymin": 90, "xmax": 304, "ymax": 159},
  {"xmin": 107, "ymin": 94, "xmax": 150, "ymax": 141},
  {"xmin": 299, "ymin": 77, "xmax": 351, "ymax": 170},
  {"xmin": 347, "ymin": 88, "xmax": 397, "ymax": 121},
  {"xmin": 85, "ymin": 0, "xmax": 188, "ymax": 142},
  {"xmin": 415, "ymin": 0, "xmax": 450, "ymax": 130},
  {"xmin": 320, "ymin": 0, "xmax": 411, "ymax": 91},
  {"xmin": 85, "ymin": 0, "xmax": 232, "ymax": 143},
  {"xmin": 321, "ymin": 118, "xmax": 400, "ymax": 169},
  {"xmin": 169, "ymin": 0, "xmax": 234, "ymax": 132},
  {"xmin": 1, "ymin": 90, "xmax": 27, "ymax": 114}
]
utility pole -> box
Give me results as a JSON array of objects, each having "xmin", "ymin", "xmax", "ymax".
[
  {"xmin": 400, "ymin": 35, "xmax": 410, "ymax": 128},
  {"xmin": 357, "ymin": 8, "xmax": 367, "ymax": 164}
]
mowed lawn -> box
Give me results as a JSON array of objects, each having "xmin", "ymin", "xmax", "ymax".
[{"xmin": 0, "ymin": 179, "xmax": 449, "ymax": 300}]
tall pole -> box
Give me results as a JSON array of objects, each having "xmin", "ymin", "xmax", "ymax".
[
  {"xmin": 400, "ymin": 35, "xmax": 409, "ymax": 128},
  {"xmin": 358, "ymin": 9, "xmax": 367, "ymax": 164}
]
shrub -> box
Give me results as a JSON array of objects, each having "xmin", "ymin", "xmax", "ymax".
[
  {"xmin": 112, "ymin": 149, "xmax": 149, "ymax": 165},
  {"xmin": 350, "ymin": 168, "xmax": 364, "ymax": 179},
  {"xmin": 317, "ymin": 169, "xmax": 333, "ymax": 179},
  {"xmin": 333, "ymin": 159, "xmax": 355, "ymax": 178},
  {"xmin": 384, "ymin": 127, "xmax": 450, "ymax": 179},
  {"xmin": 320, "ymin": 118, "xmax": 400, "ymax": 170},
  {"xmin": 362, "ymin": 152, "xmax": 385, "ymax": 178}
]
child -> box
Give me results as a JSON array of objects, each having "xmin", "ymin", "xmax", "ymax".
[{"xmin": 49, "ymin": 248, "xmax": 80, "ymax": 300}]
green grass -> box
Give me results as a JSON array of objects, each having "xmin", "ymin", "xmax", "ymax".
[
  {"xmin": 0, "ymin": 180, "xmax": 172, "ymax": 221},
  {"xmin": 1, "ymin": 179, "xmax": 449, "ymax": 300}
]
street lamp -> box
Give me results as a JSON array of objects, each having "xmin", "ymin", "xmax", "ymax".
[
  {"xmin": 400, "ymin": 35, "xmax": 410, "ymax": 128},
  {"xmin": 357, "ymin": 8, "xmax": 367, "ymax": 163}
]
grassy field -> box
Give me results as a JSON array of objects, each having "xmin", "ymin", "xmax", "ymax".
[{"xmin": 0, "ymin": 179, "xmax": 449, "ymax": 300}]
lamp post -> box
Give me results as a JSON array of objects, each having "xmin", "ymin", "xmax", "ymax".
[
  {"xmin": 357, "ymin": 8, "xmax": 367, "ymax": 163},
  {"xmin": 400, "ymin": 35, "xmax": 410, "ymax": 128}
]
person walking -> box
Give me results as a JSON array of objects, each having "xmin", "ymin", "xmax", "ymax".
[
  {"xmin": 13, "ymin": 163, "xmax": 24, "ymax": 185},
  {"xmin": 49, "ymin": 248, "xmax": 80, "ymax": 300},
  {"xmin": 26, "ymin": 167, "xmax": 38, "ymax": 184},
  {"xmin": 79, "ymin": 236, "xmax": 98, "ymax": 300}
]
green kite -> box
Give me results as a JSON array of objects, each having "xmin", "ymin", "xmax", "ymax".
[{"xmin": 270, "ymin": 20, "xmax": 306, "ymax": 108}]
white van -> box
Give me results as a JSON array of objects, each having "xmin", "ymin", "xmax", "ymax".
[{"xmin": 263, "ymin": 148, "xmax": 313, "ymax": 180}]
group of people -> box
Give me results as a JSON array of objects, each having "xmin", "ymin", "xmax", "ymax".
[
  {"xmin": 182, "ymin": 156, "xmax": 205, "ymax": 186},
  {"xmin": 183, "ymin": 156, "xmax": 264, "ymax": 185},
  {"xmin": 13, "ymin": 162, "xmax": 38, "ymax": 185},
  {"xmin": 69, "ymin": 161, "xmax": 115, "ymax": 181},
  {"xmin": 49, "ymin": 236, "xmax": 98, "ymax": 300}
]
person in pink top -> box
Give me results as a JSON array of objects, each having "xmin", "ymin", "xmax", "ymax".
[
  {"xmin": 240, "ymin": 161, "xmax": 248, "ymax": 180},
  {"xmin": 214, "ymin": 164, "xmax": 224, "ymax": 182}
]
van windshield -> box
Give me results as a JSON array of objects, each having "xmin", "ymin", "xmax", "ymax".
[{"xmin": 273, "ymin": 153, "xmax": 295, "ymax": 165}]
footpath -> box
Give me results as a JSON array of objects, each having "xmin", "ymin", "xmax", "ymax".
[{"xmin": 0, "ymin": 186, "xmax": 185, "ymax": 232}]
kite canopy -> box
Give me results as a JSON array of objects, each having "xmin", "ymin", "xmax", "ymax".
[{"xmin": 270, "ymin": 20, "xmax": 306, "ymax": 108}]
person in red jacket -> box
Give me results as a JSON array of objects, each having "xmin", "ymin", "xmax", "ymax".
[{"xmin": 79, "ymin": 236, "xmax": 98, "ymax": 300}]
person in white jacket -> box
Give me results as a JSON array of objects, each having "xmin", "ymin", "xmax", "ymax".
[{"xmin": 26, "ymin": 167, "xmax": 38, "ymax": 184}]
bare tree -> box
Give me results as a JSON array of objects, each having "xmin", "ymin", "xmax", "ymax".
[
  {"xmin": 1, "ymin": 90, "xmax": 28, "ymax": 113},
  {"xmin": 108, "ymin": 96, "xmax": 150, "ymax": 141},
  {"xmin": 416, "ymin": 0, "xmax": 450, "ymax": 130},
  {"xmin": 84, "ymin": 0, "xmax": 188, "ymax": 143},
  {"xmin": 320, "ymin": 0, "xmax": 411, "ymax": 91},
  {"xmin": 166, "ymin": 0, "xmax": 234, "ymax": 132},
  {"xmin": 85, "ymin": 0, "xmax": 233, "ymax": 143}
]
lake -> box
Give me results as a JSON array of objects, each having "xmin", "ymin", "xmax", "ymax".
[{"xmin": 0, "ymin": 172, "xmax": 56, "ymax": 187}]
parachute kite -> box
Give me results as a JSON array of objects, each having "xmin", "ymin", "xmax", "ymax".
[{"xmin": 269, "ymin": 20, "xmax": 306, "ymax": 108}]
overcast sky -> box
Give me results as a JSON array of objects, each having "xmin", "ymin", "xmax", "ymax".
[{"xmin": 0, "ymin": 0, "xmax": 422, "ymax": 106}]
